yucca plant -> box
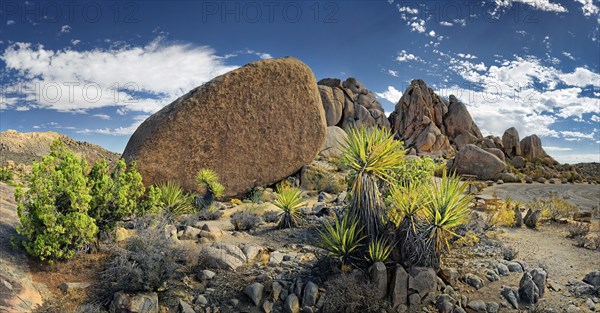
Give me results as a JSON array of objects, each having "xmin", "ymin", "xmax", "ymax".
[
  {"xmin": 273, "ymin": 185, "xmax": 304, "ymax": 229},
  {"xmin": 195, "ymin": 168, "xmax": 225, "ymax": 210},
  {"xmin": 367, "ymin": 236, "xmax": 394, "ymax": 264},
  {"xmin": 423, "ymin": 171, "xmax": 472, "ymax": 267},
  {"xmin": 158, "ymin": 181, "xmax": 193, "ymax": 214},
  {"xmin": 342, "ymin": 126, "xmax": 405, "ymax": 240},
  {"xmin": 319, "ymin": 214, "xmax": 366, "ymax": 266}
]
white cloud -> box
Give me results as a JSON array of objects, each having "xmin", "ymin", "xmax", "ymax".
[
  {"xmin": 559, "ymin": 67, "xmax": 600, "ymax": 87},
  {"xmin": 397, "ymin": 5, "xmax": 418, "ymax": 14},
  {"xmin": 396, "ymin": 50, "xmax": 421, "ymax": 62},
  {"xmin": 0, "ymin": 37, "xmax": 239, "ymax": 114},
  {"xmin": 387, "ymin": 69, "xmax": 399, "ymax": 77},
  {"xmin": 591, "ymin": 115, "xmax": 600, "ymax": 123},
  {"xmin": 428, "ymin": 30, "xmax": 436, "ymax": 37},
  {"xmin": 376, "ymin": 86, "xmax": 403, "ymax": 104},
  {"xmin": 551, "ymin": 153, "xmax": 600, "ymax": 163},
  {"xmin": 7, "ymin": 20, "xmax": 15, "ymax": 25},
  {"xmin": 574, "ymin": 0, "xmax": 599, "ymax": 17},
  {"xmin": 440, "ymin": 21, "xmax": 453, "ymax": 26},
  {"xmin": 77, "ymin": 115, "xmax": 148, "ymax": 136},
  {"xmin": 561, "ymin": 130, "xmax": 596, "ymax": 140},
  {"xmin": 409, "ymin": 19, "xmax": 426, "ymax": 33},
  {"xmin": 543, "ymin": 146, "xmax": 572, "ymax": 151},
  {"xmin": 494, "ymin": 0, "xmax": 568, "ymax": 13},
  {"xmin": 61, "ymin": 25, "xmax": 71, "ymax": 33},
  {"xmin": 93, "ymin": 114, "xmax": 111, "ymax": 120},
  {"xmin": 562, "ymin": 51, "xmax": 576, "ymax": 60},
  {"xmin": 457, "ymin": 53, "xmax": 477, "ymax": 59},
  {"xmin": 71, "ymin": 39, "xmax": 81, "ymax": 46}
]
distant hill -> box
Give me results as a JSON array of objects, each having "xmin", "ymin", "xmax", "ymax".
[
  {"xmin": 0, "ymin": 130, "xmax": 120, "ymax": 166},
  {"xmin": 574, "ymin": 163, "xmax": 600, "ymax": 183}
]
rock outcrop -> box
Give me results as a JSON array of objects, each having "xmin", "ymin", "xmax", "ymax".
[
  {"xmin": 502, "ymin": 127, "xmax": 521, "ymax": 158},
  {"xmin": 451, "ymin": 144, "xmax": 507, "ymax": 180},
  {"xmin": 520, "ymin": 135, "xmax": 553, "ymax": 162},
  {"xmin": 123, "ymin": 57, "xmax": 326, "ymax": 197},
  {"xmin": 444, "ymin": 95, "xmax": 483, "ymax": 142},
  {"xmin": 317, "ymin": 77, "xmax": 390, "ymax": 130}
]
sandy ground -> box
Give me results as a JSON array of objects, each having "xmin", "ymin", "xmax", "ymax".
[{"xmin": 483, "ymin": 183, "xmax": 600, "ymax": 212}]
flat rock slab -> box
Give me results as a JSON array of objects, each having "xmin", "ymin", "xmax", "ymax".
[{"xmin": 123, "ymin": 57, "xmax": 326, "ymax": 197}]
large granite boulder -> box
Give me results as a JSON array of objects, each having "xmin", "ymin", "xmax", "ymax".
[
  {"xmin": 444, "ymin": 95, "xmax": 482, "ymax": 141},
  {"xmin": 520, "ymin": 135, "xmax": 550, "ymax": 161},
  {"xmin": 318, "ymin": 77, "xmax": 389, "ymax": 130},
  {"xmin": 502, "ymin": 127, "xmax": 521, "ymax": 158},
  {"xmin": 319, "ymin": 126, "xmax": 346, "ymax": 159},
  {"xmin": 122, "ymin": 57, "xmax": 326, "ymax": 197},
  {"xmin": 388, "ymin": 79, "xmax": 452, "ymax": 154},
  {"xmin": 452, "ymin": 144, "xmax": 507, "ymax": 180}
]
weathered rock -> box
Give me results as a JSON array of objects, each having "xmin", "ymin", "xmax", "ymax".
[
  {"xmin": 584, "ymin": 270, "xmax": 600, "ymax": 287},
  {"xmin": 439, "ymin": 267, "xmax": 459, "ymax": 286},
  {"xmin": 505, "ymin": 261, "xmax": 524, "ymax": 272},
  {"xmin": 409, "ymin": 267, "xmax": 437, "ymax": 296},
  {"xmin": 511, "ymin": 156, "xmax": 526, "ymax": 169},
  {"xmin": 285, "ymin": 294, "xmax": 300, "ymax": 313},
  {"xmin": 487, "ymin": 302, "xmax": 499, "ymax": 313},
  {"xmin": 501, "ymin": 285, "xmax": 519, "ymax": 309},
  {"xmin": 452, "ymin": 145, "xmax": 507, "ymax": 180},
  {"xmin": 463, "ymin": 273, "xmax": 484, "ymax": 290},
  {"xmin": 201, "ymin": 245, "xmax": 245, "ymax": 270},
  {"xmin": 502, "ymin": 127, "xmax": 521, "ymax": 158},
  {"xmin": 536, "ymin": 177, "xmax": 546, "ymax": 184},
  {"xmin": 485, "ymin": 148, "xmax": 506, "ymax": 162},
  {"xmin": 525, "ymin": 176, "xmax": 533, "ymax": 183},
  {"xmin": 444, "ymin": 95, "xmax": 483, "ymax": 140},
  {"xmin": 485, "ymin": 270, "xmax": 500, "ymax": 282},
  {"xmin": 244, "ymin": 282, "xmax": 264, "ymax": 306},
  {"xmin": 495, "ymin": 172, "xmax": 520, "ymax": 183},
  {"xmin": 515, "ymin": 208, "xmax": 524, "ymax": 227},
  {"xmin": 241, "ymin": 245, "xmax": 261, "ymax": 261},
  {"xmin": 369, "ymin": 262, "xmax": 388, "ymax": 299},
  {"xmin": 454, "ymin": 132, "xmax": 479, "ymax": 150},
  {"xmin": 302, "ymin": 281, "xmax": 319, "ymax": 307},
  {"xmin": 524, "ymin": 209, "xmax": 541, "ymax": 228},
  {"xmin": 467, "ymin": 300, "xmax": 487, "ymax": 313},
  {"xmin": 520, "ymin": 135, "xmax": 550, "ymax": 161},
  {"xmin": 179, "ymin": 299, "xmax": 194, "ymax": 313},
  {"xmin": 319, "ymin": 126, "xmax": 346, "ymax": 159},
  {"xmin": 317, "ymin": 78, "xmax": 341, "ymax": 88},
  {"xmin": 195, "ymin": 295, "xmax": 208, "ymax": 306},
  {"xmin": 408, "ymin": 293, "xmax": 421, "ymax": 308},
  {"xmin": 391, "ymin": 266, "xmax": 409, "ymax": 307},
  {"xmin": 110, "ymin": 292, "xmax": 158, "ymax": 313},
  {"xmin": 318, "ymin": 85, "xmax": 344, "ymax": 126},
  {"xmin": 59, "ymin": 282, "xmax": 90, "ymax": 293},
  {"xmin": 197, "ymin": 270, "xmax": 216, "ymax": 281},
  {"xmin": 568, "ymin": 279, "xmax": 596, "ymax": 296},
  {"xmin": 530, "ymin": 268, "xmax": 547, "ymax": 298},
  {"xmin": 272, "ymin": 282, "xmax": 283, "ymax": 301},
  {"xmin": 436, "ymin": 294, "xmax": 456, "ymax": 313},
  {"xmin": 122, "ymin": 57, "xmax": 326, "ymax": 197},
  {"xmin": 263, "ymin": 300, "xmax": 273, "ymax": 313},
  {"xmin": 519, "ymin": 272, "xmax": 540, "ymax": 306}
]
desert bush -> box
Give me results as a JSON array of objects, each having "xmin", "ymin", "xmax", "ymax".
[
  {"xmin": 0, "ymin": 166, "xmax": 14, "ymax": 182},
  {"xmin": 422, "ymin": 172, "xmax": 472, "ymax": 268},
  {"xmin": 137, "ymin": 185, "xmax": 163, "ymax": 215},
  {"xmin": 197, "ymin": 205, "xmax": 224, "ymax": 221},
  {"xmin": 158, "ymin": 181, "xmax": 193, "ymax": 214},
  {"xmin": 88, "ymin": 159, "xmax": 145, "ymax": 230},
  {"xmin": 393, "ymin": 156, "xmax": 437, "ymax": 186},
  {"xmin": 14, "ymin": 140, "xmax": 97, "ymax": 262},
  {"xmin": 453, "ymin": 230, "xmax": 480, "ymax": 248},
  {"xmin": 567, "ymin": 222, "xmax": 590, "ymax": 239},
  {"xmin": 99, "ymin": 218, "xmax": 182, "ymax": 297},
  {"xmin": 342, "ymin": 126, "xmax": 405, "ymax": 240},
  {"xmin": 304, "ymin": 164, "xmax": 347, "ymax": 194},
  {"xmin": 194, "ymin": 168, "xmax": 225, "ymax": 209},
  {"xmin": 488, "ymin": 197, "xmax": 517, "ymax": 228},
  {"xmin": 230, "ymin": 210, "xmax": 262, "ymax": 231},
  {"xmin": 367, "ymin": 236, "xmax": 393, "ymax": 264},
  {"xmin": 319, "ymin": 214, "xmax": 365, "ymax": 266},
  {"xmin": 274, "ymin": 185, "xmax": 305, "ymax": 229},
  {"xmin": 321, "ymin": 274, "xmax": 387, "ymax": 313},
  {"xmin": 527, "ymin": 194, "xmax": 579, "ymax": 221},
  {"xmin": 263, "ymin": 210, "xmax": 280, "ymax": 223}
]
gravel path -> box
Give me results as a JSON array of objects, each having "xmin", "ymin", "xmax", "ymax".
[{"xmin": 483, "ymin": 183, "xmax": 600, "ymax": 212}]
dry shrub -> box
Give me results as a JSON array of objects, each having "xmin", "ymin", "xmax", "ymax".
[
  {"xmin": 230, "ymin": 210, "xmax": 262, "ymax": 231},
  {"xmin": 197, "ymin": 206, "xmax": 224, "ymax": 221},
  {"xmin": 262, "ymin": 210, "xmax": 280, "ymax": 223},
  {"xmin": 488, "ymin": 201, "xmax": 516, "ymax": 228},
  {"xmin": 321, "ymin": 274, "xmax": 388, "ymax": 313},
  {"xmin": 528, "ymin": 194, "xmax": 579, "ymax": 222},
  {"xmin": 567, "ymin": 222, "xmax": 590, "ymax": 239}
]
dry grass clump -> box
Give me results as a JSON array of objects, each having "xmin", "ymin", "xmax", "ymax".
[
  {"xmin": 321, "ymin": 274, "xmax": 388, "ymax": 313},
  {"xmin": 527, "ymin": 194, "xmax": 579, "ymax": 222},
  {"xmin": 230, "ymin": 210, "xmax": 262, "ymax": 231}
]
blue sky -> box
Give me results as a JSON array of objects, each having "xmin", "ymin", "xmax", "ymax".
[{"xmin": 1, "ymin": 0, "xmax": 599, "ymax": 163}]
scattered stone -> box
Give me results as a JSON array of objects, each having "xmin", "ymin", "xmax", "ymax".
[
  {"xmin": 514, "ymin": 208, "xmax": 523, "ymax": 227},
  {"xmin": 198, "ymin": 270, "xmax": 216, "ymax": 281},
  {"xmin": 110, "ymin": 292, "xmax": 158, "ymax": 313},
  {"xmin": 439, "ymin": 267, "xmax": 459, "ymax": 286},
  {"xmin": 122, "ymin": 57, "xmax": 327, "ymax": 198},
  {"xmin": 285, "ymin": 294, "xmax": 300, "ymax": 313},
  {"xmin": 242, "ymin": 245, "xmax": 262, "ymax": 261},
  {"xmin": 370, "ymin": 262, "xmax": 388, "ymax": 299},
  {"xmin": 201, "ymin": 245, "xmax": 245, "ymax": 271},
  {"xmin": 179, "ymin": 299, "xmax": 194, "ymax": 313},
  {"xmin": 463, "ymin": 273, "xmax": 484, "ymax": 290},
  {"xmin": 230, "ymin": 298, "xmax": 239, "ymax": 306},
  {"xmin": 408, "ymin": 293, "xmax": 421, "ymax": 308},
  {"xmin": 454, "ymin": 307, "xmax": 467, "ymax": 313},
  {"xmin": 487, "ymin": 301, "xmax": 499, "ymax": 313},
  {"xmin": 568, "ymin": 279, "xmax": 596, "ymax": 296},
  {"xmin": 485, "ymin": 270, "xmax": 500, "ymax": 282},
  {"xmin": 467, "ymin": 300, "xmax": 487, "ymax": 313},
  {"xmin": 525, "ymin": 176, "xmax": 533, "ymax": 184},
  {"xmin": 195, "ymin": 295, "xmax": 208, "ymax": 306},
  {"xmin": 302, "ymin": 281, "xmax": 319, "ymax": 307},
  {"xmin": 519, "ymin": 272, "xmax": 540, "ymax": 306},
  {"xmin": 272, "ymin": 282, "xmax": 283, "ymax": 301},
  {"xmin": 181, "ymin": 226, "xmax": 202, "ymax": 240},
  {"xmin": 496, "ymin": 263, "xmax": 510, "ymax": 276},
  {"xmin": 244, "ymin": 282, "xmax": 264, "ymax": 306},
  {"xmin": 531, "ymin": 268, "xmax": 547, "ymax": 298},
  {"xmin": 524, "ymin": 209, "xmax": 541, "ymax": 228},
  {"xmin": 505, "ymin": 261, "xmax": 524, "ymax": 273},
  {"xmin": 586, "ymin": 298, "xmax": 596, "ymax": 311},
  {"xmin": 452, "ymin": 145, "xmax": 507, "ymax": 180},
  {"xmin": 435, "ymin": 294, "xmax": 455, "ymax": 313},
  {"xmin": 512, "ymin": 156, "xmax": 526, "ymax": 169},
  {"xmin": 58, "ymin": 282, "xmax": 90, "ymax": 293},
  {"xmin": 584, "ymin": 270, "xmax": 600, "ymax": 287},
  {"xmin": 536, "ymin": 177, "xmax": 546, "ymax": 184},
  {"xmin": 501, "ymin": 286, "xmax": 519, "ymax": 309},
  {"xmin": 262, "ymin": 300, "xmax": 273, "ymax": 313},
  {"xmin": 496, "ymin": 179, "xmax": 504, "ymax": 185},
  {"xmin": 409, "ymin": 267, "xmax": 437, "ymax": 296},
  {"xmin": 391, "ymin": 266, "xmax": 409, "ymax": 307}
]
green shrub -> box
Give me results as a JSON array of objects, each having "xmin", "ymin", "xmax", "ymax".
[
  {"xmin": 393, "ymin": 156, "xmax": 437, "ymax": 186},
  {"xmin": 342, "ymin": 126, "xmax": 405, "ymax": 240},
  {"xmin": 158, "ymin": 181, "xmax": 193, "ymax": 214},
  {"xmin": 0, "ymin": 166, "xmax": 14, "ymax": 182},
  {"xmin": 14, "ymin": 140, "xmax": 97, "ymax": 262},
  {"xmin": 319, "ymin": 214, "xmax": 365, "ymax": 266},
  {"xmin": 527, "ymin": 194, "xmax": 579, "ymax": 221},
  {"xmin": 137, "ymin": 185, "xmax": 163, "ymax": 215},
  {"xmin": 195, "ymin": 168, "xmax": 225, "ymax": 209},
  {"xmin": 367, "ymin": 236, "xmax": 393, "ymax": 264},
  {"xmin": 273, "ymin": 185, "xmax": 304, "ymax": 229},
  {"xmin": 88, "ymin": 159, "xmax": 145, "ymax": 230},
  {"xmin": 230, "ymin": 210, "xmax": 262, "ymax": 231}
]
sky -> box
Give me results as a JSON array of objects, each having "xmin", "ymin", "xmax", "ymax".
[{"xmin": 0, "ymin": 0, "xmax": 599, "ymax": 164}]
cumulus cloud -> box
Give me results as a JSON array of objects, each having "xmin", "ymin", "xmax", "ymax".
[
  {"xmin": 396, "ymin": 50, "xmax": 421, "ymax": 62},
  {"xmin": 494, "ymin": 0, "xmax": 568, "ymax": 13},
  {"xmin": 61, "ymin": 25, "xmax": 71, "ymax": 33},
  {"xmin": 0, "ymin": 37, "xmax": 239, "ymax": 115},
  {"xmin": 543, "ymin": 146, "xmax": 572, "ymax": 151},
  {"xmin": 387, "ymin": 69, "xmax": 399, "ymax": 77},
  {"xmin": 77, "ymin": 115, "xmax": 148, "ymax": 136},
  {"xmin": 7, "ymin": 20, "xmax": 15, "ymax": 25},
  {"xmin": 376, "ymin": 86, "xmax": 403, "ymax": 104}
]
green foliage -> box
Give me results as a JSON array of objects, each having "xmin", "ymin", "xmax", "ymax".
[
  {"xmin": 342, "ymin": 126, "xmax": 405, "ymax": 240},
  {"xmin": 367, "ymin": 236, "xmax": 393, "ymax": 264},
  {"xmin": 488, "ymin": 196, "xmax": 517, "ymax": 228},
  {"xmin": 393, "ymin": 156, "xmax": 437, "ymax": 186},
  {"xmin": 0, "ymin": 166, "xmax": 14, "ymax": 182},
  {"xmin": 423, "ymin": 172, "xmax": 472, "ymax": 260},
  {"xmin": 88, "ymin": 159, "xmax": 145, "ymax": 229},
  {"xmin": 527, "ymin": 194, "xmax": 579, "ymax": 221},
  {"xmin": 138, "ymin": 185, "xmax": 163, "ymax": 215},
  {"xmin": 15, "ymin": 140, "xmax": 97, "ymax": 261},
  {"xmin": 273, "ymin": 185, "xmax": 304, "ymax": 229},
  {"xmin": 387, "ymin": 182, "xmax": 430, "ymax": 228},
  {"xmin": 157, "ymin": 181, "xmax": 193, "ymax": 214},
  {"xmin": 195, "ymin": 168, "xmax": 225, "ymax": 209},
  {"xmin": 318, "ymin": 214, "xmax": 365, "ymax": 265}
]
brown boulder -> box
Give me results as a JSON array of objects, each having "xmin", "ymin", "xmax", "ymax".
[
  {"xmin": 122, "ymin": 57, "xmax": 326, "ymax": 197},
  {"xmin": 520, "ymin": 135, "xmax": 552, "ymax": 162},
  {"xmin": 319, "ymin": 126, "xmax": 346, "ymax": 159},
  {"xmin": 452, "ymin": 144, "xmax": 507, "ymax": 180},
  {"xmin": 444, "ymin": 95, "xmax": 483, "ymax": 140},
  {"xmin": 318, "ymin": 85, "xmax": 344, "ymax": 126},
  {"xmin": 502, "ymin": 127, "xmax": 521, "ymax": 158},
  {"xmin": 484, "ymin": 148, "xmax": 506, "ymax": 162},
  {"xmin": 454, "ymin": 132, "xmax": 479, "ymax": 150}
]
